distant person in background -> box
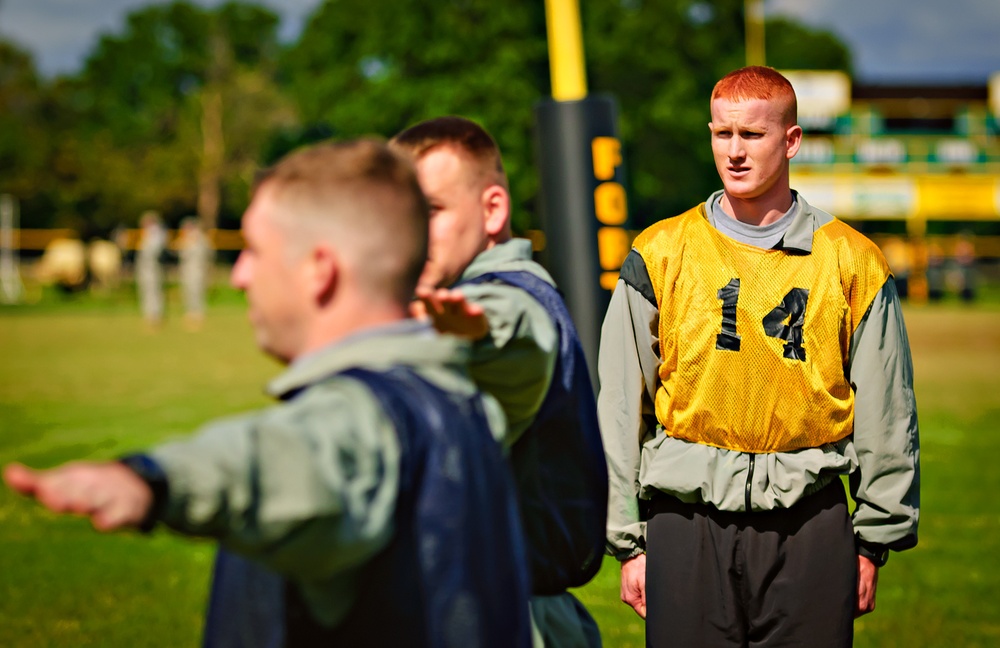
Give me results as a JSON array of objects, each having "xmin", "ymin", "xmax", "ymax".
[
  {"xmin": 954, "ymin": 232, "xmax": 976, "ymax": 303},
  {"xmin": 3, "ymin": 139, "xmax": 532, "ymax": 647},
  {"xmin": 136, "ymin": 210, "xmax": 166, "ymax": 328},
  {"xmin": 178, "ymin": 217, "xmax": 213, "ymax": 329},
  {"xmin": 925, "ymin": 240, "xmax": 946, "ymax": 302},
  {"xmin": 599, "ymin": 66, "xmax": 919, "ymax": 647},
  {"xmin": 391, "ymin": 116, "xmax": 607, "ymax": 648}
]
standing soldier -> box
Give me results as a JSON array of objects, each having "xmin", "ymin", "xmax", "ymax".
[
  {"xmin": 392, "ymin": 117, "xmax": 608, "ymax": 648},
  {"xmin": 178, "ymin": 217, "xmax": 213, "ymax": 329},
  {"xmin": 954, "ymin": 232, "xmax": 976, "ymax": 302},
  {"xmin": 136, "ymin": 210, "xmax": 166, "ymax": 328},
  {"xmin": 599, "ymin": 66, "xmax": 919, "ymax": 647}
]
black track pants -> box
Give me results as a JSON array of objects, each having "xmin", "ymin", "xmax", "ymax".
[{"xmin": 644, "ymin": 480, "xmax": 856, "ymax": 648}]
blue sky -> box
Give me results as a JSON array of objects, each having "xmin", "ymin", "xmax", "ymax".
[{"xmin": 1, "ymin": 0, "xmax": 998, "ymax": 84}]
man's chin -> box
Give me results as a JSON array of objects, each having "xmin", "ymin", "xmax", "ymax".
[
  {"xmin": 723, "ymin": 185, "xmax": 766, "ymax": 203},
  {"xmin": 249, "ymin": 328, "xmax": 280, "ymax": 362},
  {"xmin": 259, "ymin": 341, "xmax": 293, "ymax": 365}
]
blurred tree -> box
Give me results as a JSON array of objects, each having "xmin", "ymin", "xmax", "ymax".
[
  {"xmin": 583, "ymin": 0, "xmax": 747, "ymax": 226},
  {"xmin": 57, "ymin": 1, "xmax": 296, "ymax": 231},
  {"xmin": 0, "ymin": 40, "xmax": 52, "ymax": 223},
  {"xmin": 284, "ymin": 0, "xmax": 850, "ymax": 232},
  {"xmin": 282, "ymin": 0, "xmax": 549, "ymax": 233},
  {"xmin": 3, "ymin": 0, "xmax": 852, "ymax": 236},
  {"xmin": 765, "ymin": 17, "xmax": 853, "ymax": 74}
]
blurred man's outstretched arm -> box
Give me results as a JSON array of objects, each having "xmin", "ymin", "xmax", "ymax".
[{"xmin": 4, "ymin": 461, "xmax": 152, "ymax": 531}]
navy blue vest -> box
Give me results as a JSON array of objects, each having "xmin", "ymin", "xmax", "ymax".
[
  {"xmin": 459, "ymin": 270, "xmax": 608, "ymax": 595},
  {"xmin": 202, "ymin": 365, "xmax": 531, "ymax": 648}
]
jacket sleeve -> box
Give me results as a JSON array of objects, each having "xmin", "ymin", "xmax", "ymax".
[
  {"xmin": 148, "ymin": 380, "xmax": 401, "ymax": 582},
  {"xmin": 462, "ymin": 282, "xmax": 558, "ymax": 445},
  {"xmin": 848, "ymin": 279, "xmax": 920, "ymax": 552},
  {"xmin": 597, "ymin": 250, "xmax": 662, "ymax": 560}
]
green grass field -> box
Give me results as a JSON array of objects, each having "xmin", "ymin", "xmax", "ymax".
[{"xmin": 1, "ymin": 289, "xmax": 998, "ymax": 646}]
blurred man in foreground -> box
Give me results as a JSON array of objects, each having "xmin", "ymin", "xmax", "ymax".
[
  {"xmin": 4, "ymin": 139, "xmax": 531, "ymax": 648},
  {"xmin": 391, "ymin": 117, "xmax": 608, "ymax": 648},
  {"xmin": 599, "ymin": 66, "xmax": 919, "ymax": 647}
]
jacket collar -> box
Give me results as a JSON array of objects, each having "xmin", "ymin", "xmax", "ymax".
[
  {"xmin": 704, "ymin": 189, "xmax": 834, "ymax": 254},
  {"xmin": 265, "ymin": 319, "xmax": 467, "ymax": 399}
]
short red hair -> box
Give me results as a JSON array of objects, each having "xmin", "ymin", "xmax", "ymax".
[{"xmin": 711, "ymin": 66, "xmax": 797, "ymax": 126}]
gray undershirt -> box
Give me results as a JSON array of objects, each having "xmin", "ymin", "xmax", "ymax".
[{"xmin": 709, "ymin": 194, "xmax": 799, "ymax": 249}]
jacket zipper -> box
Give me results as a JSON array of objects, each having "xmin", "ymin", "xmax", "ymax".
[{"xmin": 745, "ymin": 453, "xmax": 756, "ymax": 513}]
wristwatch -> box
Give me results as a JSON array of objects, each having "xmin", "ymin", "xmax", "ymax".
[
  {"xmin": 857, "ymin": 541, "xmax": 890, "ymax": 567},
  {"xmin": 119, "ymin": 453, "xmax": 170, "ymax": 532}
]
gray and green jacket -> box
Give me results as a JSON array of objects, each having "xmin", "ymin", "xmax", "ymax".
[
  {"xmin": 456, "ymin": 239, "xmax": 608, "ymax": 648},
  {"xmin": 144, "ymin": 320, "xmax": 510, "ymax": 627},
  {"xmin": 456, "ymin": 239, "xmax": 560, "ymax": 444},
  {"xmin": 598, "ymin": 191, "xmax": 920, "ymax": 561}
]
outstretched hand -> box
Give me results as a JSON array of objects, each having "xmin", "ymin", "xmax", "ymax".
[
  {"xmin": 3, "ymin": 461, "xmax": 153, "ymax": 532},
  {"xmin": 412, "ymin": 286, "xmax": 489, "ymax": 341}
]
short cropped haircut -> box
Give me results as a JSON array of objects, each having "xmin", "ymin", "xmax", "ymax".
[
  {"xmin": 711, "ymin": 66, "xmax": 798, "ymax": 126},
  {"xmin": 254, "ymin": 138, "xmax": 429, "ymax": 305},
  {"xmin": 389, "ymin": 116, "xmax": 509, "ymax": 191}
]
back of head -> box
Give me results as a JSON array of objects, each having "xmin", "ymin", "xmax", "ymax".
[
  {"xmin": 712, "ymin": 66, "xmax": 798, "ymax": 126},
  {"xmin": 390, "ymin": 116, "xmax": 509, "ymax": 191},
  {"xmin": 256, "ymin": 139, "xmax": 429, "ymax": 306}
]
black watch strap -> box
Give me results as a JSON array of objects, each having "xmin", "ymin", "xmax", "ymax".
[
  {"xmin": 857, "ymin": 541, "xmax": 890, "ymax": 567},
  {"xmin": 119, "ymin": 454, "xmax": 169, "ymax": 533}
]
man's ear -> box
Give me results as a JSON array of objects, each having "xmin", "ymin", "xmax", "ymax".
[
  {"xmin": 785, "ymin": 124, "xmax": 803, "ymax": 160},
  {"xmin": 309, "ymin": 244, "xmax": 339, "ymax": 305},
  {"xmin": 482, "ymin": 184, "xmax": 511, "ymax": 238}
]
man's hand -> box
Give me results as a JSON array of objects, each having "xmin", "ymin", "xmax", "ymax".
[
  {"xmin": 413, "ymin": 286, "xmax": 489, "ymax": 340},
  {"xmin": 856, "ymin": 555, "xmax": 879, "ymax": 617},
  {"xmin": 3, "ymin": 461, "xmax": 153, "ymax": 531},
  {"xmin": 620, "ymin": 554, "xmax": 647, "ymax": 619}
]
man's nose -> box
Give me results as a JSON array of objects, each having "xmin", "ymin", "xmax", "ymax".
[
  {"xmin": 230, "ymin": 252, "xmax": 248, "ymax": 289},
  {"xmin": 728, "ymin": 136, "xmax": 745, "ymax": 160}
]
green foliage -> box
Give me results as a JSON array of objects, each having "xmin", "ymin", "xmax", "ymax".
[
  {"xmin": 282, "ymin": 0, "xmax": 550, "ymax": 232},
  {"xmin": 0, "ymin": 41, "xmax": 52, "ymax": 218},
  {"xmin": 77, "ymin": 2, "xmax": 212, "ymax": 142},
  {"xmin": 2, "ymin": 2, "xmax": 293, "ymax": 232},
  {"xmin": 0, "ymin": 0, "xmax": 855, "ymax": 233},
  {"xmin": 765, "ymin": 17, "xmax": 854, "ymax": 73},
  {"xmin": 72, "ymin": 1, "xmax": 279, "ymax": 140},
  {"xmin": 583, "ymin": 0, "xmax": 748, "ymax": 226}
]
